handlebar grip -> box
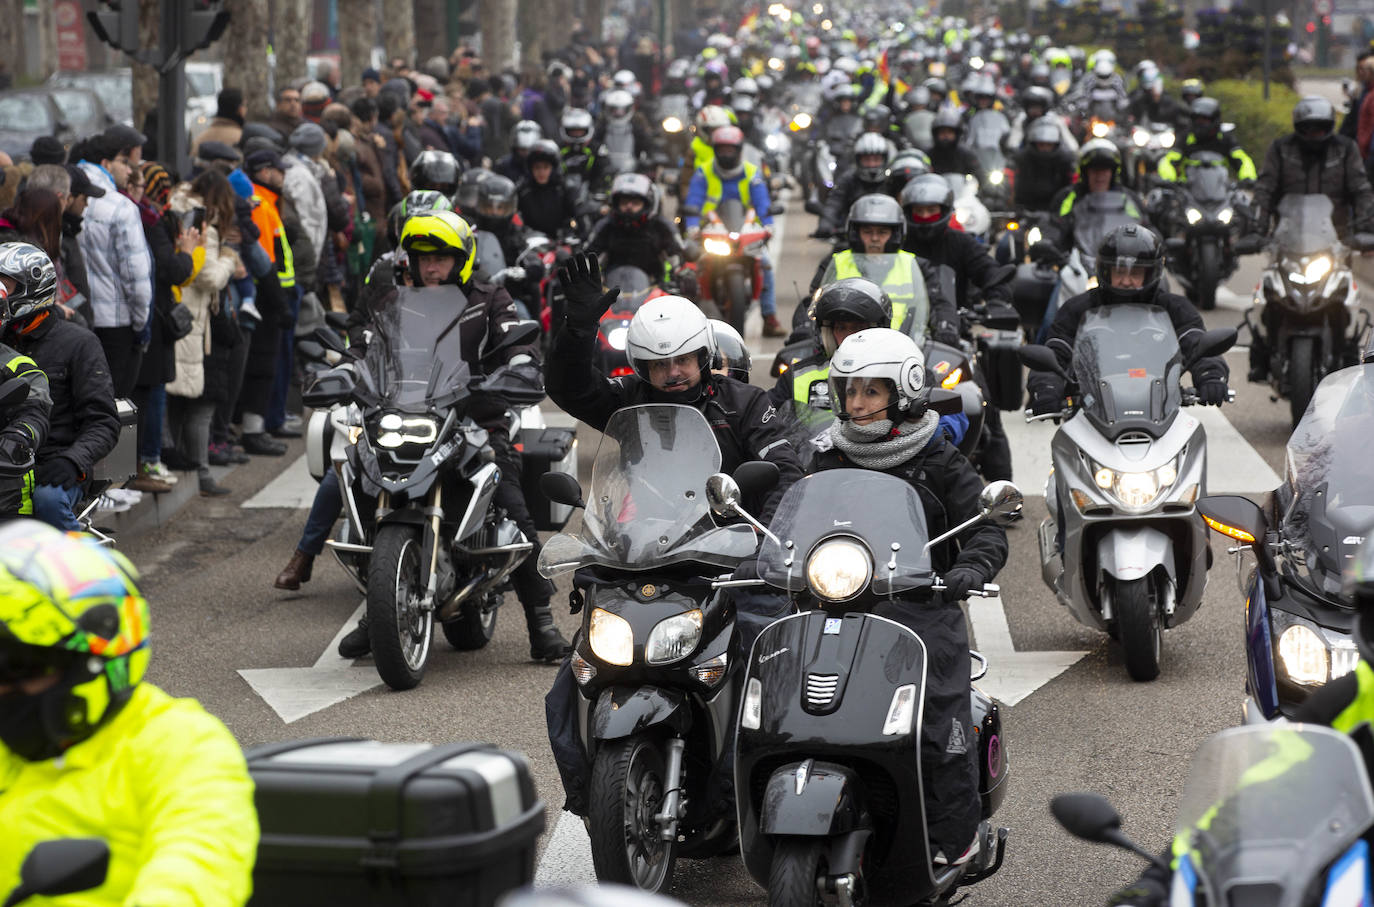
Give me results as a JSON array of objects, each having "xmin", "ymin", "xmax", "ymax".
[{"xmin": 969, "ymin": 584, "xmax": 1000, "ymax": 598}]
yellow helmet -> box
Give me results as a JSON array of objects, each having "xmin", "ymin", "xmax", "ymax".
[
  {"xmin": 0, "ymin": 520, "xmax": 150, "ymax": 760},
  {"xmin": 400, "ymin": 210, "xmax": 477, "ymax": 286}
]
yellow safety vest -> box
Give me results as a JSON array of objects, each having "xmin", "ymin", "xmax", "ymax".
[
  {"xmin": 702, "ymin": 161, "xmax": 758, "ymax": 215},
  {"xmin": 830, "ymin": 249, "xmax": 921, "ymax": 332}
]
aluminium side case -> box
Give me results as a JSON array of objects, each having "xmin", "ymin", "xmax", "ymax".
[
  {"xmin": 89, "ymin": 398, "xmax": 138, "ymax": 484},
  {"xmin": 247, "ymin": 738, "xmax": 545, "ymax": 907}
]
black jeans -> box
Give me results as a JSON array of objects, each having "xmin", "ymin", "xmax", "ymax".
[{"xmin": 94, "ymin": 326, "xmax": 144, "ymax": 398}]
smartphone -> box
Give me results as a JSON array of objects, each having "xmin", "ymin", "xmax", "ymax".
[{"xmin": 192, "ymin": 207, "xmax": 206, "ymax": 231}]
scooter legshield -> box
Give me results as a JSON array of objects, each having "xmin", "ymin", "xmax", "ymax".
[{"xmin": 1096, "ymin": 525, "xmax": 1174, "ymax": 583}]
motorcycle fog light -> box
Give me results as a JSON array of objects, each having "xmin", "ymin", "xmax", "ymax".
[
  {"xmin": 1132, "ymin": 128, "xmax": 1149, "ymax": 147},
  {"xmin": 741, "ymin": 676, "xmax": 763, "ymax": 729},
  {"xmin": 1114, "ymin": 470, "xmax": 1161, "ymax": 510},
  {"xmin": 691, "ymin": 652, "xmax": 729, "ymax": 687},
  {"xmin": 645, "ymin": 610, "xmax": 704, "ymax": 664},
  {"xmin": 1218, "ymin": 207, "xmax": 1234, "ymax": 225},
  {"xmin": 589, "ymin": 608, "xmax": 634, "ymax": 666},
  {"xmin": 806, "ymin": 539, "xmax": 872, "ymax": 601},
  {"xmin": 605, "ymin": 326, "xmax": 628, "ymax": 350},
  {"xmin": 1278, "ymin": 623, "xmax": 1329, "ymax": 685},
  {"xmin": 882, "ymin": 684, "xmax": 918, "ymax": 735},
  {"xmin": 1094, "ymin": 467, "xmax": 1115, "ymax": 489},
  {"xmin": 662, "ymin": 116, "xmax": 683, "ymax": 133},
  {"xmin": 570, "ymin": 650, "xmax": 597, "ymax": 685},
  {"xmin": 703, "ymin": 237, "xmax": 733, "ymax": 256},
  {"xmin": 1186, "ymin": 207, "xmax": 1203, "ymax": 225}
]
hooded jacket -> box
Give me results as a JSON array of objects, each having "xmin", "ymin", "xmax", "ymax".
[
  {"xmin": 76, "ymin": 162, "xmax": 153, "ymax": 331},
  {"xmin": 165, "ymin": 187, "xmax": 238, "ymax": 399}
]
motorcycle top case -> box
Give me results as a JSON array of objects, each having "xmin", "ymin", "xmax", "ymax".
[
  {"xmin": 247, "ymin": 738, "xmax": 546, "ymax": 907},
  {"xmin": 518, "ymin": 426, "xmax": 578, "ymax": 531},
  {"xmin": 90, "ymin": 397, "xmax": 138, "ymax": 484}
]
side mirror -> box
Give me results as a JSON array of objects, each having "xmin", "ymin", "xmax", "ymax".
[
  {"xmin": 312, "ymin": 326, "xmax": 351, "ymax": 357},
  {"xmin": 733, "ymin": 460, "xmax": 780, "ymax": 498},
  {"xmin": 1050, "ymin": 792, "xmax": 1124, "ymax": 844},
  {"xmin": 1195, "ymin": 494, "xmax": 1266, "ymax": 547},
  {"xmin": 0, "ymin": 375, "xmax": 33, "ymax": 409},
  {"xmin": 1353, "ymin": 233, "xmax": 1374, "ymax": 252},
  {"xmin": 978, "ymin": 480, "xmax": 1024, "ymax": 524},
  {"xmin": 4, "ymin": 838, "xmax": 110, "ymax": 907},
  {"xmin": 1018, "ymin": 343, "xmax": 1066, "ymax": 378},
  {"xmin": 705, "ymin": 472, "xmax": 742, "ymax": 517},
  {"xmin": 927, "ymin": 388, "xmax": 964, "ymax": 416},
  {"xmin": 803, "ymin": 198, "xmax": 823, "ymax": 216},
  {"xmin": 539, "ymin": 472, "xmax": 585, "ymax": 509},
  {"xmin": 301, "ymin": 366, "xmax": 357, "ymax": 408},
  {"xmin": 483, "ymin": 319, "xmax": 541, "ymax": 361},
  {"xmin": 1186, "ymin": 327, "xmax": 1237, "ymax": 366}
]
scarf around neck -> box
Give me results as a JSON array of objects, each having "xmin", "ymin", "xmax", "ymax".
[{"xmin": 827, "ymin": 410, "xmax": 939, "ymax": 471}]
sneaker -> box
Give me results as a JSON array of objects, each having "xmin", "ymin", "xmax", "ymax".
[
  {"xmin": 207, "ymin": 442, "xmax": 234, "ymax": 467},
  {"xmin": 142, "ymin": 461, "xmax": 178, "ymax": 485},
  {"xmin": 107, "ymin": 488, "xmax": 143, "ymax": 505},
  {"xmin": 933, "ymin": 835, "xmax": 981, "ymax": 867},
  {"xmin": 128, "ymin": 474, "xmax": 173, "ymax": 494},
  {"xmin": 94, "ymin": 492, "xmax": 132, "ymax": 514},
  {"xmin": 239, "ymin": 299, "xmax": 263, "ymax": 322}
]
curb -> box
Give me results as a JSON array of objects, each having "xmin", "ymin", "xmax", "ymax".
[{"xmin": 97, "ymin": 461, "xmax": 241, "ymax": 538}]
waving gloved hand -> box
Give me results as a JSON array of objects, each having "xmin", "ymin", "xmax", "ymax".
[
  {"xmin": 556, "ymin": 252, "xmax": 620, "ymax": 330},
  {"xmin": 940, "ymin": 566, "xmax": 985, "ymax": 602},
  {"xmin": 34, "ymin": 457, "xmax": 81, "ymax": 490},
  {"xmin": 1029, "ymin": 241, "xmax": 1065, "ymax": 267}
]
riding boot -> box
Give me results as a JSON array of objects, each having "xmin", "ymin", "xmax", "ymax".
[
  {"xmin": 338, "ymin": 616, "xmax": 371, "ymax": 658},
  {"xmin": 523, "ymin": 600, "xmax": 572, "ymax": 662},
  {"xmin": 274, "ymin": 550, "xmax": 314, "ymax": 590}
]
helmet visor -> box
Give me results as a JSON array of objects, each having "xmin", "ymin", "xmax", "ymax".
[{"xmin": 1100, "ymin": 254, "xmax": 1162, "ymax": 291}]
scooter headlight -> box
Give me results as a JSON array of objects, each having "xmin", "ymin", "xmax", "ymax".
[
  {"xmin": 589, "ymin": 607, "xmax": 634, "ymax": 666},
  {"xmin": 662, "ymin": 116, "xmax": 684, "ymax": 133},
  {"xmin": 806, "ymin": 538, "xmax": 872, "ymax": 601},
  {"xmin": 645, "ymin": 610, "xmax": 703, "ymax": 664},
  {"xmin": 1092, "ymin": 458, "xmax": 1180, "ymax": 512},
  {"xmin": 1278, "ymin": 623, "xmax": 1328, "ymax": 686},
  {"xmin": 882, "ymin": 683, "xmax": 918, "ymax": 735},
  {"xmin": 703, "ymin": 236, "xmax": 734, "ymax": 256}
]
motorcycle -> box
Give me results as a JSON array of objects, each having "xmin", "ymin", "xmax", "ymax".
[
  {"xmin": 656, "ymin": 92, "xmax": 692, "ymax": 193},
  {"xmin": 1054, "ymin": 724, "xmax": 1374, "ymax": 907},
  {"xmin": 5, "ymin": 838, "xmax": 109, "ymax": 906},
  {"xmin": 1196, "ymin": 353, "xmax": 1374, "ymax": 721},
  {"xmin": 302, "ymin": 286, "xmax": 546, "ymax": 690},
  {"xmin": 712, "ymin": 469, "xmax": 1022, "ymax": 906},
  {"xmin": 1020, "ymin": 305, "xmax": 1238, "ymax": 681},
  {"xmin": 535, "ymin": 404, "xmax": 772, "ymax": 892},
  {"xmin": 1044, "ymin": 189, "xmax": 1147, "ymax": 329},
  {"xmin": 1125, "ymin": 119, "xmax": 1176, "ymax": 192},
  {"xmin": 694, "ymin": 198, "xmax": 773, "ymax": 334},
  {"xmin": 966, "ymin": 109, "xmax": 1012, "ymax": 213},
  {"xmin": 1241, "ymin": 194, "xmax": 1374, "ymax": 426},
  {"xmin": 946, "ymin": 173, "xmax": 992, "ymax": 241},
  {"xmin": 1159, "ymin": 151, "xmax": 1241, "ymax": 311}
]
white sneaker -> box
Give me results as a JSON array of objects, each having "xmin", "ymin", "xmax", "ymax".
[
  {"xmin": 108, "ymin": 488, "xmax": 143, "ymax": 505},
  {"xmin": 239, "ymin": 299, "xmax": 263, "ymax": 322},
  {"xmin": 933, "ymin": 834, "xmax": 981, "ymax": 867},
  {"xmin": 95, "ymin": 492, "xmax": 132, "ymax": 514},
  {"xmin": 143, "ymin": 461, "xmax": 178, "ymax": 485}
]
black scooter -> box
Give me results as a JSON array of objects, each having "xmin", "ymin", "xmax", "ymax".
[{"xmin": 709, "ymin": 468, "xmax": 1023, "ymax": 905}]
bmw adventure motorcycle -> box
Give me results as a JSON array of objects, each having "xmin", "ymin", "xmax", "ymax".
[
  {"xmin": 1021, "ymin": 304, "xmax": 1237, "ymax": 681},
  {"xmin": 1160, "ymin": 150, "xmax": 1241, "ymax": 311}
]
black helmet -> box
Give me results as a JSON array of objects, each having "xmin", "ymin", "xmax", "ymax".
[
  {"xmin": 1179, "ymin": 78, "xmax": 1204, "ymax": 105},
  {"xmin": 1095, "ymin": 224, "xmax": 1165, "ymax": 305},
  {"xmin": 473, "ymin": 174, "xmax": 518, "ymax": 233},
  {"xmin": 1343, "ymin": 537, "xmax": 1374, "ymax": 664},
  {"xmin": 931, "ymin": 107, "xmax": 962, "ymax": 146},
  {"xmin": 709, "ymin": 319, "xmax": 752, "ymax": 382},
  {"xmin": 853, "ymin": 132, "xmax": 891, "ymax": 186},
  {"xmin": 862, "ymin": 106, "xmax": 893, "ymax": 134},
  {"xmin": 1077, "ymin": 137, "xmax": 1121, "ymax": 184},
  {"xmin": 1028, "ymin": 62, "xmax": 1051, "ymax": 87},
  {"xmin": 1021, "ymin": 85, "xmax": 1055, "ymax": 118},
  {"xmin": 846, "ymin": 193, "xmax": 905, "ymax": 253},
  {"xmin": 454, "ymin": 168, "xmax": 492, "ymax": 214},
  {"xmin": 411, "ymin": 149, "xmax": 463, "ymax": 197},
  {"xmin": 1026, "ymin": 118, "xmax": 1062, "ymax": 159},
  {"xmin": 386, "ymin": 190, "xmax": 454, "ymax": 244},
  {"xmin": 886, "ymin": 150, "xmax": 932, "ymax": 197},
  {"xmin": 899, "ymin": 173, "xmax": 954, "ymax": 245},
  {"xmin": 609, "ymin": 171, "xmax": 656, "ymax": 228},
  {"xmin": 1190, "ymin": 97, "xmax": 1221, "ymax": 141},
  {"xmin": 526, "ymin": 139, "xmax": 562, "ymax": 178},
  {"xmin": 1293, "ymin": 96, "xmax": 1336, "ymax": 151},
  {"xmin": 809, "ymin": 277, "xmax": 894, "ymax": 356}
]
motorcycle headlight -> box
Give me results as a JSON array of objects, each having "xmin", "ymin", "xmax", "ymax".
[
  {"xmin": 986, "ymin": 169, "xmax": 1004, "ymax": 186},
  {"xmin": 1027, "ymin": 226, "xmax": 1043, "ymax": 247},
  {"xmin": 1218, "ymin": 207, "xmax": 1233, "ymax": 224},
  {"xmin": 375, "ymin": 413, "xmax": 439, "ymax": 448},
  {"xmin": 790, "ymin": 112, "xmax": 812, "ymax": 131},
  {"xmin": 645, "ymin": 610, "xmax": 704, "ymax": 664},
  {"xmin": 1304, "ymin": 255, "xmax": 1332, "ymax": 283},
  {"xmin": 1160, "ymin": 131, "xmax": 1175, "ymax": 148},
  {"xmin": 589, "ymin": 607, "xmax": 634, "ymax": 666},
  {"xmin": 769, "ymin": 56, "xmax": 785, "ymax": 71},
  {"xmin": 806, "ymin": 538, "xmax": 872, "ymax": 601},
  {"xmin": 604, "ymin": 326, "xmax": 629, "ymax": 350},
  {"xmin": 1091, "ymin": 120, "xmax": 1111, "ymax": 138},
  {"xmin": 662, "ymin": 115, "xmax": 684, "ymax": 133},
  {"xmin": 1185, "ymin": 207, "xmax": 1202, "ymax": 225},
  {"xmin": 1278, "ymin": 623, "xmax": 1328, "ymax": 686},
  {"xmin": 1132, "ymin": 128, "xmax": 1149, "ymax": 147},
  {"xmin": 703, "ymin": 236, "xmax": 733, "ymax": 256}
]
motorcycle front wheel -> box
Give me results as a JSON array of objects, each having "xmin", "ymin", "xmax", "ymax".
[
  {"xmin": 725, "ymin": 268, "xmax": 751, "ymax": 334},
  {"xmin": 1288, "ymin": 335, "xmax": 1320, "ymax": 427},
  {"xmin": 588, "ymin": 734, "xmax": 677, "ymax": 892},
  {"xmin": 1114, "ymin": 576, "xmax": 1161, "ymax": 682},
  {"xmin": 1195, "ymin": 240, "xmax": 1220, "ymax": 311},
  {"xmin": 768, "ymin": 837, "xmax": 830, "ymax": 907},
  {"xmin": 366, "ymin": 523, "xmax": 432, "ymax": 690}
]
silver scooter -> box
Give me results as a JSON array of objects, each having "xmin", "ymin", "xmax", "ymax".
[{"xmin": 1020, "ymin": 304, "xmax": 1236, "ymax": 681}]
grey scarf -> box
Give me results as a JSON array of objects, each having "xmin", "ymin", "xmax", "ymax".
[{"xmin": 827, "ymin": 410, "xmax": 940, "ymax": 470}]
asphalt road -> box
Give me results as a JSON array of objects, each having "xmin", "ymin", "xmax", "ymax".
[{"xmin": 116, "ymin": 193, "xmax": 1318, "ymax": 906}]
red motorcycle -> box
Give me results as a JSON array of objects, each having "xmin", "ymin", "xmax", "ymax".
[
  {"xmin": 691, "ymin": 198, "xmax": 770, "ymax": 333},
  {"xmin": 595, "ymin": 265, "xmax": 670, "ymax": 377}
]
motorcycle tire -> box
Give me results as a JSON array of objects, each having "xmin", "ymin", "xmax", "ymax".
[
  {"xmin": 365, "ymin": 523, "xmax": 432, "ymax": 690},
  {"xmin": 589, "ymin": 734, "xmax": 677, "ymax": 891},
  {"xmin": 1114, "ymin": 576, "xmax": 1161, "ymax": 682},
  {"xmin": 725, "ymin": 269, "xmax": 751, "ymax": 335},
  {"xmin": 1195, "ymin": 240, "xmax": 1220, "ymax": 311},
  {"xmin": 441, "ymin": 591, "xmax": 500, "ymax": 650},
  {"xmin": 768, "ymin": 837, "xmax": 828, "ymax": 907},
  {"xmin": 1288, "ymin": 335, "xmax": 1321, "ymax": 428}
]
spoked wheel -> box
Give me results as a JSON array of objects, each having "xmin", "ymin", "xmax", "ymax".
[
  {"xmin": 366, "ymin": 524, "xmax": 432, "ymax": 690},
  {"xmin": 1288, "ymin": 335, "xmax": 1321, "ymax": 427},
  {"xmin": 588, "ymin": 734, "xmax": 677, "ymax": 892},
  {"xmin": 1114, "ymin": 576, "xmax": 1161, "ymax": 682},
  {"xmin": 441, "ymin": 591, "xmax": 500, "ymax": 650},
  {"xmin": 768, "ymin": 837, "xmax": 830, "ymax": 907}
]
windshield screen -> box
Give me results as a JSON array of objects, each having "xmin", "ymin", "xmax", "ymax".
[
  {"xmin": 820, "ymin": 253, "xmax": 930, "ymax": 342},
  {"xmin": 1072, "ymin": 190, "xmax": 1139, "ymax": 257},
  {"xmin": 364, "ymin": 286, "xmax": 474, "ymax": 412},
  {"xmin": 759, "ymin": 470, "xmax": 933, "ymax": 595},
  {"xmin": 1072, "ymin": 304, "xmax": 1182, "ymax": 431},
  {"xmin": 1173, "ymin": 725, "xmax": 1374, "ymax": 904},
  {"xmin": 1274, "ymin": 194, "xmax": 1339, "ymax": 257},
  {"xmin": 966, "ymin": 110, "xmax": 1009, "ymax": 149},
  {"xmin": 1183, "ymin": 153, "xmax": 1231, "ymax": 204},
  {"xmin": 538, "ymin": 405, "xmax": 757, "ymax": 576}
]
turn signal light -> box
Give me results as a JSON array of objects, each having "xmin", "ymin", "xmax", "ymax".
[{"xmin": 1201, "ymin": 514, "xmax": 1255, "ymax": 544}]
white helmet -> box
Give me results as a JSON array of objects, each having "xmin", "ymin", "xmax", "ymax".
[
  {"xmin": 613, "ymin": 69, "xmax": 636, "ymax": 88},
  {"xmin": 603, "ymin": 89, "xmax": 635, "ymax": 124},
  {"xmin": 708, "ymin": 319, "xmax": 751, "ymax": 381},
  {"xmin": 625, "ymin": 296, "xmax": 715, "ymax": 387},
  {"xmin": 828, "ymin": 328, "xmax": 927, "ymax": 421}
]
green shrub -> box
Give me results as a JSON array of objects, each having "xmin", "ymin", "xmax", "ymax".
[{"xmin": 1166, "ymin": 78, "xmax": 1298, "ymax": 159}]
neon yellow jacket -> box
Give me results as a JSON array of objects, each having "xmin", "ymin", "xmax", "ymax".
[{"xmin": 0, "ymin": 683, "xmax": 258, "ymax": 906}]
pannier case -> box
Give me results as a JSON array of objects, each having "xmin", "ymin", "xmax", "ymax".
[
  {"xmin": 519, "ymin": 426, "xmax": 578, "ymax": 530},
  {"xmin": 247, "ymin": 738, "xmax": 545, "ymax": 907},
  {"xmin": 90, "ymin": 397, "xmax": 138, "ymax": 483}
]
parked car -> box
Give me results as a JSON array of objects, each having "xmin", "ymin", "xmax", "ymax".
[
  {"xmin": 0, "ymin": 87, "xmax": 113, "ymax": 159},
  {"xmin": 48, "ymin": 68, "xmax": 132, "ymax": 126}
]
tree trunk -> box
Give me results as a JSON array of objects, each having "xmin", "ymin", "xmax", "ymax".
[
  {"xmin": 381, "ymin": 0, "xmax": 415, "ymax": 70},
  {"xmin": 131, "ymin": 0, "xmax": 159, "ymax": 133},
  {"xmin": 412, "ymin": 0, "xmax": 444, "ymax": 65},
  {"xmin": 520, "ymin": 0, "xmax": 559, "ymax": 67},
  {"xmin": 276, "ymin": 0, "xmax": 311, "ymax": 86},
  {"xmin": 223, "ymin": 0, "xmax": 273, "ymax": 119},
  {"xmin": 0, "ymin": 0, "xmax": 23, "ymax": 87},
  {"xmin": 35, "ymin": 1, "xmax": 58, "ymax": 80},
  {"xmin": 337, "ymin": 0, "xmax": 375, "ymax": 89},
  {"xmin": 582, "ymin": 0, "xmax": 605, "ymax": 45},
  {"xmin": 478, "ymin": 0, "xmax": 515, "ymax": 71}
]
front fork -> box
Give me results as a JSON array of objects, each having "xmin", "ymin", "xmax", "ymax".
[{"xmin": 656, "ymin": 736, "xmax": 687, "ymax": 842}]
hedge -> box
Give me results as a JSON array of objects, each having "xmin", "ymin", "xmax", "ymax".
[{"xmin": 1168, "ymin": 78, "xmax": 1300, "ymax": 161}]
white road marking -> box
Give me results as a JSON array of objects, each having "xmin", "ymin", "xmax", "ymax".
[
  {"xmin": 968, "ymin": 594, "xmax": 1087, "ymax": 707},
  {"xmin": 242, "ymin": 454, "xmax": 315, "ymax": 509},
  {"xmin": 238, "ymin": 602, "xmax": 382, "ymax": 723},
  {"xmin": 534, "ymin": 811, "xmax": 597, "ymax": 885}
]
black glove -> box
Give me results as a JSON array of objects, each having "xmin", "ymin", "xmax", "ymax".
[
  {"xmin": 1107, "ymin": 878, "xmax": 1168, "ymax": 907},
  {"xmin": 1198, "ymin": 377, "xmax": 1229, "ymax": 406},
  {"xmin": 556, "ymin": 252, "xmax": 619, "ymax": 328},
  {"xmin": 0, "ymin": 432, "xmax": 33, "ymax": 469},
  {"xmin": 933, "ymin": 321, "xmax": 961, "ymax": 347},
  {"xmin": 1028, "ymin": 383, "xmax": 1064, "ymax": 415},
  {"xmin": 1029, "ymin": 242, "xmax": 1064, "ymax": 266},
  {"xmin": 941, "ymin": 566, "xmax": 984, "ymax": 602},
  {"xmin": 35, "ymin": 457, "xmax": 81, "ymax": 490}
]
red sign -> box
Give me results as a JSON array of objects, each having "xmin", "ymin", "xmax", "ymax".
[{"xmin": 55, "ymin": 0, "xmax": 87, "ymax": 72}]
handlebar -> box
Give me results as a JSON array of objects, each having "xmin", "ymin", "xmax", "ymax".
[
  {"xmin": 1025, "ymin": 387, "xmax": 1235, "ymax": 423},
  {"xmin": 932, "ymin": 578, "xmax": 1001, "ymax": 598}
]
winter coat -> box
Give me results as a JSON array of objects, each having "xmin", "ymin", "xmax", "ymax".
[
  {"xmin": 282, "ymin": 152, "xmax": 329, "ymax": 262},
  {"xmin": 166, "ymin": 188, "xmax": 237, "ymax": 399},
  {"xmin": 76, "ymin": 162, "xmax": 153, "ymax": 331},
  {"xmin": 352, "ymin": 127, "xmax": 389, "ymax": 225},
  {"xmin": 135, "ymin": 211, "xmax": 194, "ymax": 388},
  {"xmin": 1251, "ymin": 133, "xmax": 1374, "ymax": 235},
  {"xmin": 191, "ymin": 117, "xmax": 243, "ymax": 155}
]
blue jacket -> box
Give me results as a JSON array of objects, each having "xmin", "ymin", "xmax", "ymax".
[{"xmin": 684, "ymin": 166, "xmax": 773, "ymax": 229}]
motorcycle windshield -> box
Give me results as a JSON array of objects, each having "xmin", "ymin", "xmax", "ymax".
[
  {"xmin": 1173, "ymin": 725, "xmax": 1374, "ymax": 903},
  {"xmin": 1282, "ymin": 365, "xmax": 1374, "ymax": 592},
  {"xmin": 943, "ymin": 172, "xmax": 979, "ymax": 203},
  {"xmin": 758, "ymin": 470, "xmax": 934, "ymax": 595},
  {"xmin": 1071, "ymin": 191, "xmax": 1139, "ymax": 258},
  {"xmin": 1182, "ymin": 153, "xmax": 1231, "ymax": 204},
  {"xmin": 537, "ymin": 405, "xmax": 758, "ymax": 577},
  {"xmin": 820, "ymin": 253, "xmax": 930, "ymax": 342},
  {"xmin": 715, "ymin": 197, "xmax": 748, "ymax": 232},
  {"xmin": 475, "ymin": 230, "xmax": 506, "ymax": 278},
  {"xmin": 365, "ymin": 286, "xmax": 474, "ymax": 412},
  {"xmin": 1274, "ymin": 194, "xmax": 1339, "ymax": 257},
  {"xmin": 605, "ymin": 265, "xmax": 652, "ymax": 294},
  {"xmin": 967, "ymin": 110, "xmax": 1010, "ymax": 147},
  {"xmin": 1071, "ymin": 304, "xmax": 1183, "ymax": 432}
]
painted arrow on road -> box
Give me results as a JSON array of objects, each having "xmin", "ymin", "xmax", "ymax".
[
  {"xmin": 238, "ymin": 603, "xmax": 382, "ymax": 723},
  {"xmin": 967, "ymin": 594, "xmax": 1087, "ymax": 707}
]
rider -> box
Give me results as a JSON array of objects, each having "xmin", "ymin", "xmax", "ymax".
[
  {"xmin": 0, "ymin": 243, "xmax": 111, "ymax": 530},
  {"xmin": 710, "ymin": 319, "xmax": 751, "ymax": 383},
  {"xmin": 1157, "ymin": 98, "xmax": 1258, "ymax": 183},
  {"xmin": 886, "ymin": 149, "xmax": 934, "ymax": 198},
  {"xmin": 557, "ymin": 107, "xmax": 611, "ymax": 200},
  {"xmin": 409, "ymin": 149, "xmax": 463, "ymax": 202},
  {"xmin": 363, "ymin": 190, "xmax": 454, "ymax": 312},
  {"xmin": 1126, "ymin": 70, "xmax": 1184, "ymax": 130},
  {"xmin": 928, "ymin": 107, "xmax": 987, "ymax": 186},
  {"xmin": 584, "ymin": 172, "xmax": 688, "ymax": 289},
  {"xmin": 494, "ymin": 119, "xmax": 544, "ymax": 184},
  {"xmin": 592, "ymin": 88, "xmax": 653, "ymax": 165},
  {"xmin": 1006, "ymin": 84, "xmax": 1079, "ymax": 153},
  {"xmin": 1012, "ymin": 118, "xmax": 1077, "ymax": 213},
  {"xmin": 516, "ymin": 139, "xmax": 582, "ymax": 239},
  {"xmin": 683, "ymin": 126, "xmax": 782, "ymax": 337},
  {"xmin": 0, "ymin": 245, "xmax": 52, "ymax": 518},
  {"xmin": 276, "ymin": 211, "xmax": 572, "ymax": 663},
  {"xmin": 0, "ymin": 520, "xmax": 257, "ymax": 905},
  {"xmin": 817, "ymin": 132, "xmax": 895, "ymax": 237},
  {"xmin": 816, "ymin": 326, "xmax": 1008, "ymax": 867},
  {"xmin": 1035, "ymin": 139, "xmax": 1149, "ymax": 267}
]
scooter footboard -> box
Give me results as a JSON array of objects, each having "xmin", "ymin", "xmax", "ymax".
[
  {"xmin": 1096, "ymin": 526, "xmax": 1174, "ymax": 584},
  {"xmin": 758, "ymin": 760, "xmax": 864, "ymax": 837}
]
